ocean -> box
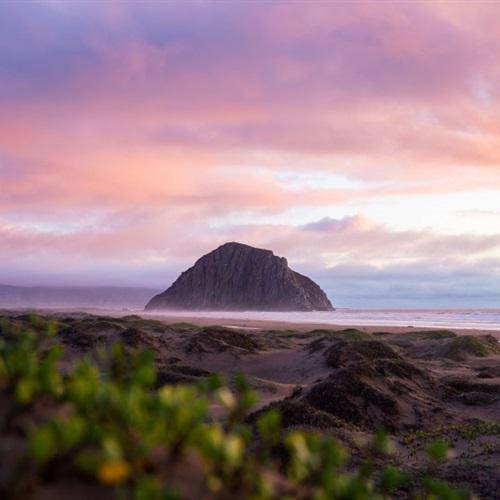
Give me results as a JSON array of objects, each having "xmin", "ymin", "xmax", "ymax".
[{"xmin": 144, "ymin": 308, "xmax": 500, "ymax": 331}]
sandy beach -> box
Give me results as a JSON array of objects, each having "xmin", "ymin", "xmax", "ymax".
[{"xmin": 62, "ymin": 308, "xmax": 500, "ymax": 340}]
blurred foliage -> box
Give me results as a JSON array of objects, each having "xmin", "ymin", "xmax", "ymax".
[{"xmin": 0, "ymin": 317, "xmax": 470, "ymax": 499}]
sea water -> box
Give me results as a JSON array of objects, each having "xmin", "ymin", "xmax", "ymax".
[{"xmin": 144, "ymin": 308, "xmax": 500, "ymax": 331}]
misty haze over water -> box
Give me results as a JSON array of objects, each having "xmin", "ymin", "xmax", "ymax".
[{"xmin": 0, "ymin": 284, "xmax": 160, "ymax": 309}]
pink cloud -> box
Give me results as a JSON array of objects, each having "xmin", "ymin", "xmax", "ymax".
[
  {"xmin": 1, "ymin": 1, "xmax": 500, "ymax": 305},
  {"xmin": 7, "ymin": 212, "xmax": 499, "ymax": 267}
]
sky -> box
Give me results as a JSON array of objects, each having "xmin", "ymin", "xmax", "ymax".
[{"xmin": 1, "ymin": 1, "xmax": 500, "ymax": 308}]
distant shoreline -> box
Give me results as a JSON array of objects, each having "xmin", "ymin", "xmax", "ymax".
[
  {"xmin": 141, "ymin": 312, "xmax": 500, "ymax": 339},
  {"xmin": 4, "ymin": 307, "xmax": 500, "ymax": 339}
]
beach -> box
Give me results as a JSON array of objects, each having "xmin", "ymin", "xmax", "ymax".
[{"xmin": 68, "ymin": 308, "xmax": 500, "ymax": 340}]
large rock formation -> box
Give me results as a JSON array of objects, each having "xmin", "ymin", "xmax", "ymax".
[{"xmin": 145, "ymin": 242, "xmax": 334, "ymax": 311}]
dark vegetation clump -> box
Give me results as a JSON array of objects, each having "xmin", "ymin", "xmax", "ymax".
[
  {"xmin": 156, "ymin": 365, "xmax": 212, "ymax": 386},
  {"xmin": 371, "ymin": 357, "xmax": 430, "ymax": 380},
  {"xmin": 323, "ymin": 338, "xmax": 431, "ymax": 382},
  {"xmin": 56, "ymin": 318, "xmax": 126, "ymax": 351},
  {"xmin": 112, "ymin": 316, "xmax": 168, "ymax": 333},
  {"xmin": 305, "ymin": 329, "xmax": 372, "ymax": 353},
  {"xmin": 121, "ymin": 327, "xmax": 156, "ymax": 348},
  {"xmin": 184, "ymin": 327, "xmax": 262, "ymax": 354},
  {"xmin": 301, "ymin": 337, "xmax": 444, "ymax": 431},
  {"xmin": 308, "ymin": 327, "xmax": 372, "ymax": 339},
  {"xmin": 80, "ymin": 319, "xmax": 124, "ymax": 333},
  {"xmin": 324, "ymin": 339, "xmax": 401, "ymax": 369},
  {"xmin": 167, "ymin": 322, "xmax": 199, "ymax": 332},
  {"xmin": 444, "ymin": 335, "xmax": 500, "ymax": 361},
  {"xmin": 317, "ymin": 328, "xmax": 371, "ymax": 340},
  {"xmin": 248, "ymin": 400, "xmax": 349, "ymax": 431},
  {"xmin": 59, "ymin": 326, "xmax": 106, "ymax": 350},
  {"xmin": 303, "ymin": 370, "xmax": 400, "ymax": 429},
  {"xmin": 121, "ymin": 314, "xmax": 142, "ymax": 321},
  {"xmin": 405, "ymin": 330, "xmax": 458, "ymax": 340}
]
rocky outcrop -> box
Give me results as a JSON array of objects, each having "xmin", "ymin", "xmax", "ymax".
[{"xmin": 145, "ymin": 242, "xmax": 334, "ymax": 311}]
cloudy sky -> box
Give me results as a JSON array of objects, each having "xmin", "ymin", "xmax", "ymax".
[{"xmin": 1, "ymin": 1, "xmax": 500, "ymax": 308}]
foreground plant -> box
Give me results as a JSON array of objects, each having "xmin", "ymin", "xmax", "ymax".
[{"xmin": 0, "ymin": 319, "xmax": 469, "ymax": 499}]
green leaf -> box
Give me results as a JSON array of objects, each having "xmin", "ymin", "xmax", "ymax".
[
  {"xmin": 15, "ymin": 377, "xmax": 37, "ymax": 404},
  {"xmin": 29, "ymin": 426, "xmax": 57, "ymax": 463},
  {"xmin": 426, "ymin": 439, "xmax": 450, "ymax": 461},
  {"xmin": 257, "ymin": 409, "xmax": 282, "ymax": 445},
  {"xmin": 379, "ymin": 466, "xmax": 408, "ymax": 493}
]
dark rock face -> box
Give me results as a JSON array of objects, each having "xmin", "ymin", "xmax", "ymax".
[{"xmin": 145, "ymin": 242, "xmax": 334, "ymax": 311}]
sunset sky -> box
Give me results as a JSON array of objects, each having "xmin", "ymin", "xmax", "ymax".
[{"xmin": 2, "ymin": 1, "xmax": 500, "ymax": 307}]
